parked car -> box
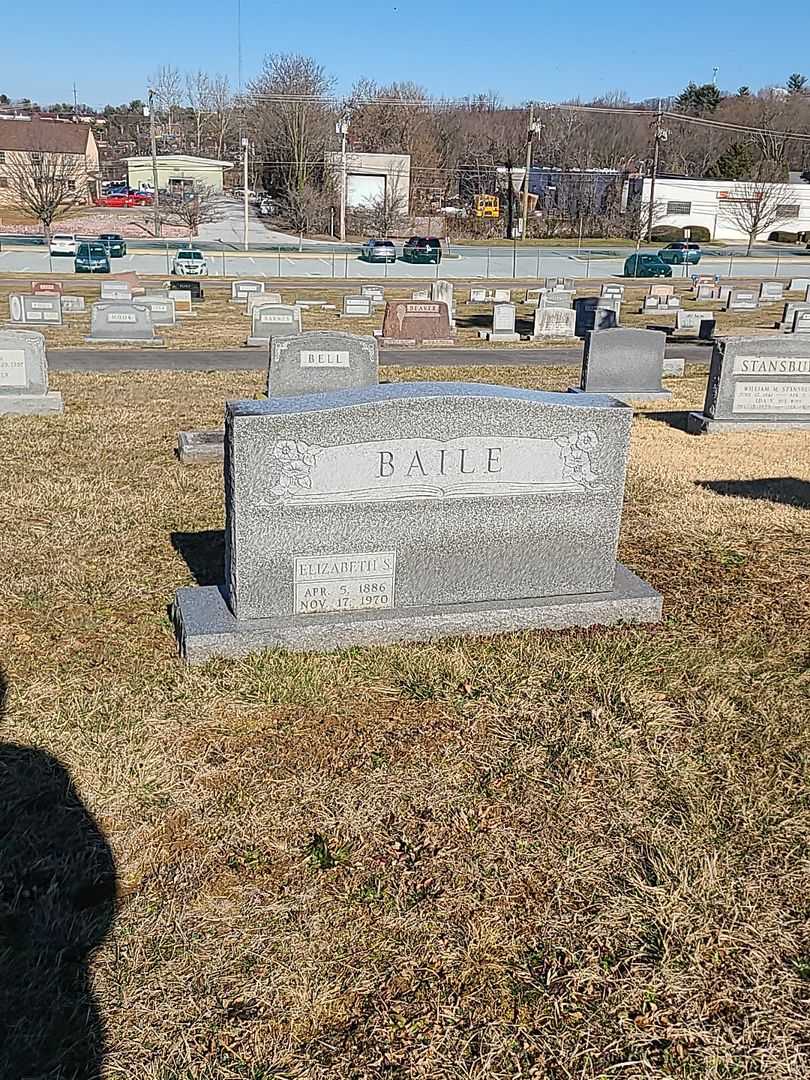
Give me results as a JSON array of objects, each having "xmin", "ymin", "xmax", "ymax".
[
  {"xmin": 623, "ymin": 253, "xmax": 672, "ymax": 278},
  {"xmin": 172, "ymin": 249, "xmax": 208, "ymax": 276},
  {"xmin": 50, "ymin": 233, "xmax": 78, "ymax": 256},
  {"xmin": 402, "ymin": 236, "xmax": 442, "ymax": 264},
  {"xmin": 658, "ymin": 241, "xmax": 701, "ymax": 265},
  {"xmin": 97, "ymin": 192, "xmax": 152, "ymax": 208},
  {"xmin": 98, "ymin": 233, "xmax": 127, "ymax": 257},
  {"xmin": 361, "ymin": 238, "xmax": 397, "ymax": 263},
  {"xmin": 74, "ymin": 242, "xmax": 110, "ymax": 274}
]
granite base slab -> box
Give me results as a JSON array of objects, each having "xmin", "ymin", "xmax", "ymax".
[
  {"xmin": 380, "ymin": 338, "xmax": 455, "ymax": 346},
  {"xmin": 0, "ymin": 391, "xmax": 64, "ymax": 415},
  {"xmin": 246, "ymin": 337, "xmax": 271, "ymax": 347},
  {"xmin": 173, "ymin": 563, "xmax": 663, "ymax": 663},
  {"xmin": 177, "ymin": 429, "xmax": 225, "ymax": 464},
  {"xmin": 478, "ymin": 331, "xmax": 521, "ymax": 342},
  {"xmin": 84, "ymin": 337, "xmax": 165, "ymax": 346},
  {"xmin": 568, "ymin": 387, "xmax": 673, "ymax": 404},
  {"xmin": 687, "ymin": 412, "xmax": 810, "ymax": 434}
]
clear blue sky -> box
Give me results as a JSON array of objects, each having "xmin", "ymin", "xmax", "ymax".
[{"xmin": 4, "ymin": 0, "xmax": 810, "ymax": 107}]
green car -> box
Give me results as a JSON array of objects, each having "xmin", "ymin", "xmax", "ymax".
[
  {"xmin": 98, "ymin": 232, "xmax": 127, "ymax": 257},
  {"xmin": 658, "ymin": 241, "xmax": 701, "ymax": 266},
  {"xmin": 74, "ymin": 242, "xmax": 110, "ymax": 274},
  {"xmin": 623, "ymin": 253, "xmax": 672, "ymax": 278}
]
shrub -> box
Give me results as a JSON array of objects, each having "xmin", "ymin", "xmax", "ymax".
[{"xmin": 651, "ymin": 225, "xmax": 711, "ymax": 243}]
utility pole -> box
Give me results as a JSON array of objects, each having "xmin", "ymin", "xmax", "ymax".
[
  {"xmin": 72, "ymin": 82, "xmax": 78, "ymax": 120},
  {"xmin": 242, "ymin": 137, "xmax": 249, "ymax": 251},
  {"xmin": 147, "ymin": 89, "xmax": 161, "ymax": 238},
  {"xmin": 646, "ymin": 100, "xmax": 668, "ymax": 241},
  {"xmin": 522, "ymin": 105, "xmax": 541, "ymax": 239},
  {"xmin": 337, "ymin": 117, "xmax": 349, "ymax": 242}
]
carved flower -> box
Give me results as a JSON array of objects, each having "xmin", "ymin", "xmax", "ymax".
[
  {"xmin": 577, "ymin": 431, "xmax": 598, "ymax": 451},
  {"xmin": 269, "ymin": 439, "xmax": 320, "ymax": 497}
]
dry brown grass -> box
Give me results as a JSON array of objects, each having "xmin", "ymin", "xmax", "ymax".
[
  {"xmin": 1, "ymin": 367, "xmax": 809, "ymax": 1079},
  {"xmin": 0, "ymin": 277, "xmax": 799, "ymax": 351}
]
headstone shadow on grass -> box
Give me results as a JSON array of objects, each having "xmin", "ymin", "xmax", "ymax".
[
  {"xmin": 0, "ymin": 668, "xmax": 117, "ymax": 1079},
  {"xmin": 171, "ymin": 529, "xmax": 226, "ymax": 586},
  {"xmin": 638, "ymin": 410, "xmax": 693, "ymax": 432},
  {"xmin": 695, "ymin": 478, "xmax": 810, "ymax": 510}
]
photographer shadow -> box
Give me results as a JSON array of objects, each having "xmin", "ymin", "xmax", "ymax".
[{"xmin": 0, "ymin": 669, "xmax": 117, "ymax": 1079}]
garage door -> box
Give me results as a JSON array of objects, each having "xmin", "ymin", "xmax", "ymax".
[{"xmin": 347, "ymin": 174, "xmax": 386, "ymax": 208}]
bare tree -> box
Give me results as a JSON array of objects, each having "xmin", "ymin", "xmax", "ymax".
[
  {"xmin": 247, "ymin": 54, "xmax": 335, "ymax": 195},
  {"xmin": 280, "ymin": 181, "xmax": 333, "ymax": 235},
  {"xmin": 4, "ymin": 150, "xmax": 86, "ymax": 240},
  {"xmin": 718, "ymin": 176, "xmax": 795, "ymax": 253},
  {"xmin": 185, "ymin": 70, "xmax": 211, "ymax": 154},
  {"xmin": 149, "ymin": 64, "xmax": 183, "ymax": 136},
  {"xmin": 206, "ymin": 74, "xmax": 233, "ymax": 158},
  {"xmin": 162, "ymin": 185, "xmax": 222, "ymax": 238},
  {"xmin": 363, "ymin": 187, "xmax": 407, "ymax": 237}
]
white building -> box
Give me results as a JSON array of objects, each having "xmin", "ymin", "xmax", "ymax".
[
  {"xmin": 325, "ymin": 151, "xmax": 410, "ymax": 211},
  {"xmin": 630, "ymin": 176, "xmax": 810, "ymax": 242}
]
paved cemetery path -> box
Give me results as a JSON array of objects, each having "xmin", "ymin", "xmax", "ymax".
[{"xmin": 49, "ymin": 343, "xmax": 713, "ymax": 373}]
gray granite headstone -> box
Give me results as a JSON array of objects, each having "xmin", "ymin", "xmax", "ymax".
[
  {"xmin": 575, "ymin": 298, "xmax": 617, "ymax": 337},
  {"xmin": 493, "ymin": 288, "xmax": 511, "ymax": 303},
  {"xmin": 525, "ymin": 288, "xmax": 542, "ymax": 305},
  {"xmin": 136, "ymin": 296, "xmax": 177, "ymax": 325},
  {"xmin": 60, "ymin": 295, "xmax": 86, "ymax": 314},
  {"xmin": 231, "ymin": 280, "xmax": 265, "ymax": 303},
  {"xmin": 688, "ymin": 335, "xmax": 810, "ymax": 433},
  {"xmin": 469, "ymin": 287, "xmax": 488, "ymax": 303},
  {"xmin": 9, "ymin": 294, "xmax": 62, "ymax": 326},
  {"xmin": 727, "ymin": 288, "xmax": 758, "ymax": 311},
  {"xmin": 269, "ymin": 331, "xmax": 378, "ymax": 397},
  {"xmin": 793, "ymin": 310, "xmax": 810, "ymax": 334},
  {"xmin": 480, "ymin": 303, "xmax": 519, "ymax": 342},
  {"xmin": 676, "ymin": 310, "xmax": 714, "ymax": 337},
  {"xmin": 100, "ymin": 282, "xmax": 131, "ymax": 301},
  {"xmin": 412, "ymin": 288, "xmax": 431, "ymax": 300},
  {"xmin": 361, "ymin": 285, "xmax": 385, "ymax": 305},
  {"xmin": 779, "ymin": 301, "xmax": 810, "ymax": 332},
  {"xmin": 173, "ymin": 383, "xmax": 662, "ymax": 661},
  {"xmin": 431, "ymin": 281, "xmax": 455, "ymax": 326},
  {"xmin": 649, "ymin": 283, "xmax": 674, "ymax": 298},
  {"xmin": 759, "ymin": 281, "xmax": 785, "ymax": 303},
  {"xmin": 601, "ymin": 284, "xmax": 624, "ymax": 299},
  {"xmin": 0, "ymin": 329, "xmax": 63, "ymax": 414},
  {"xmin": 541, "ymin": 291, "xmax": 574, "ymax": 309},
  {"xmin": 574, "ymin": 328, "xmax": 670, "ymax": 403},
  {"xmin": 247, "ymin": 292, "xmax": 282, "ymax": 316},
  {"xmin": 247, "ymin": 304, "xmax": 302, "ymax": 347},
  {"xmin": 532, "ymin": 306, "xmax": 576, "ymax": 339},
  {"xmin": 342, "ymin": 295, "xmax": 373, "ymax": 317},
  {"xmin": 545, "ymin": 277, "xmax": 573, "ymax": 291},
  {"xmin": 642, "ymin": 296, "xmax": 660, "ymax": 312},
  {"xmin": 696, "ymin": 284, "xmax": 717, "ymax": 300},
  {"xmin": 789, "ymin": 277, "xmax": 810, "ymax": 293},
  {"xmin": 87, "ymin": 302, "xmax": 160, "ymax": 343}
]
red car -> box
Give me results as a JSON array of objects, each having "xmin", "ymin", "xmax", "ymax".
[{"xmin": 97, "ymin": 192, "xmax": 152, "ymax": 208}]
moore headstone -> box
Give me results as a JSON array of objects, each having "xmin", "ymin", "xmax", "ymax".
[
  {"xmin": 573, "ymin": 328, "xmax": 670, "ymax": 403},
  {"xmin": 87, "ymin": 302, "xmax": 159, "ymax": 343},
  {"xmin": 0, "ymin": 329, "xmax": 63, "ymax": 414},
  {"xmin": 381, "ymin": 300, "xmax": 453, "ymax": 344},
  {"xmin": 173, "ymin": 382, "xmax": 662, "ymax": 661},
  {"xmin": 269, "ymin": 330, "xmax": 378, "ymax": 397},
  {"xmin": 247, "ymin": 304, "xmax": 302, "ymax": 347},
  {"xmin": 688, "ymin": 335, "xmax": 810, "ymax": 432},
  {"xmin": 9, "ymin": 294, "xmax": 63, "ymax": 326}
]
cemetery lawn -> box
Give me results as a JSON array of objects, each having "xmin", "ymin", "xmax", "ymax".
[
  {"xmin": 0, "ymin": 277, "xmax": 799, "ymax": 351},
  {"xmin": 1, "ymin": 365, "xmax": 808, "ymax": 1079}
]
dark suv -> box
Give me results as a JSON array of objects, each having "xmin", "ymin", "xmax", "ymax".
[
  {"xmin": 403, "ymin": 236, "xmax": 442, "ymax": 264},
  {"xmin": 98, "ymin": 233, "xmax": 127, "ymax": 257}
]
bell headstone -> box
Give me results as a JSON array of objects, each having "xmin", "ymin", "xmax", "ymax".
[
  {"xmin": 9, "ymin": 294, "xmax": 62, "ymax": 326},
  {"xmin": 247, "ymin": 304, "xmax": 302, "ymax": 347},
  {"xmin": 0, "ymin": 329, "xmax": 63, "ymax": 414},
  {"xmin": 87, "ymin": 302, "xmax": 160, "ymax": 343},
  {"xmin": 688, "ymin": 336, "xmax": 810, "ymax": 433},
  {"xmin": 381, "ymin": 300, "xmax": 453, "ymax": 344},
  {"xmin": 231, "ymin": 280, "xmax": 265, "ymax": 303},
  {"xmin": 173, "ymin": 382, "xmax": 662, "ymax": 661},
  {"xmin": 726, "ymin": 288, "xmax": 758, "ymax": 311},
  {"xmin": 342, "ymin": 295, "xmax": 373, "ymax": 317},
  {"xmin": 269, "ymin": 331, "xmax": 378, "ymax": 397},
  {"xmin": 532, "ymin": 306, "xmax": 576, "ymax": 339},
  {"xmin": 572, "ymin": 328, "xmax": 670, "ymax": 403}
]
